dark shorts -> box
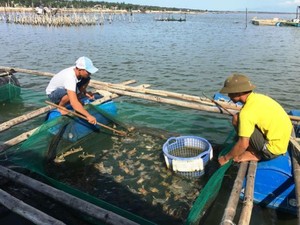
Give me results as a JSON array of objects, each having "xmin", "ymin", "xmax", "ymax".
[
  {"xmin": 48, "ymin": 88, "xmax": 67, "ymax": 104},
  {"xmin": 250, "ymin": 127, "xmax": 278, "ymax": 160}
]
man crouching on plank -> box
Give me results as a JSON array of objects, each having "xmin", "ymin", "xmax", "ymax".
[
  {"xmin": 218, "ymin": 73, "xmax": 292, "ymax": 166},
  {"xmin": 46, "ymin": 56, "xmax": 98, "ymax": 125}
]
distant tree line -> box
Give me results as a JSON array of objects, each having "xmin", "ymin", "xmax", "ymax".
[{"xmin": 0, "ymin": 0, "xmax": 205, "ymax": 12}]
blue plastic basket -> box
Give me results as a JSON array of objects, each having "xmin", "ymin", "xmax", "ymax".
[{"xmin": 162, "ymin": 136, "xmax": 213, "ymax": 178}]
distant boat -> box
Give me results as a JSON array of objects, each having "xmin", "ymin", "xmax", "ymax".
[
  {"xmin": 251, "ymin": 17, "xmax": 287, "ymax": 26},
  {"xmin": 251, "ymin": 5, "xmax": 300, "ymax": 27},
  {"xmin": 276, "ymin": 19, "xmax": 300, "ymax": 27}
]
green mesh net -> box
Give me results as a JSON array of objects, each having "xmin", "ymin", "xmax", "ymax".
[
  {"xmin": 185, "ymin": 130, "xmax": 235, "ymax": 225},
  {"xmin": 5, "ymin": 103, "xmax": 156, "ymax": 225},
  {"xmin": 4, "ymin": 100, "xmax": 235, "ymax": 225},
  {"xmin": 0, "ymin": 81, "xmax": 21, "ymax": 102}
]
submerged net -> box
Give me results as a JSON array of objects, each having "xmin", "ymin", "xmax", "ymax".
[
  {"xmin": 5, "ymin": 103, "xmax": 157, "ymax": 225},
  {"xmin": 4, "ymin": 102, "xmax": 224, "ymax": 225},
  {"xmin": 185, "ymin": 130, "xmax": 235, "ymax": 225},
  {"xmin": 0, "ymin": 74, "xmax": 21, "ymax": 102}
]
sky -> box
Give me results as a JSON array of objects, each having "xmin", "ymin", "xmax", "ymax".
[{"xmin": 104, "ymin": 0, "xmax": 300, "ymax": 12}]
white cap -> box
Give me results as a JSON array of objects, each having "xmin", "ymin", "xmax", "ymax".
[{"xmin": 75, "ymin": 56, "xmax": 98, "ymax": 74}]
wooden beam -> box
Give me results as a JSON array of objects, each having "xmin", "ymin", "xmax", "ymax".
[
  {"xmin": 1, "ymin": 66, "xmax": 300, "ymax": 121},
  {"xmin": 221, "ymin": 162, "xmax": 249, "ymax": 225},
  {"xmin": 0, "ymin": 128, "xmax": 37, "ymax": 152},
  {"xmin": 92, "ymin": 84, "xmax": 237, "ymax": 115},
  {"xmin": 0, "ymin": 66, "xmax": 54, "ymax": 77},
  {"xmin": 238, "ymin": 161, "xmax": 257, "ymax": 225},
  {"xmin": 0, "ymin": 165, "xmax": 139, "ymax": 225},
  {"xmin": 290, "ymin": 135, "xmax": 300, "ymax": 221},
  {"xmin": 91, "ymin": 80, "xmax": 242, "ymax": 110},
  {"xmin": 0, "ymin": 188, "xmax": 66, "ymax": 225},
  {"xmin": 0, "ymin": 105, "xmax": 53, "ymax": 132}
]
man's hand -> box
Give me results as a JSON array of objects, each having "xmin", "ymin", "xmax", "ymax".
[
  {"xmin": 218, "ymin": 155, "xmax": 230, "ymax": 166},
  {"xmin": 86, "ymin": 115, "xmax": 97, "ymax": 125},
  {"xmin": 85, "ymin": 92, "xmax": 95, "ymax": 100}
]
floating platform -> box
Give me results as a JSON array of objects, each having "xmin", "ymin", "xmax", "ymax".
[
  {"xmin": 251, "ymin": 17, "xmax": 300, "ymax": 27},
  {"xmin": 251, "ymin": 18, "xmax": 288, "ymax": 26}
]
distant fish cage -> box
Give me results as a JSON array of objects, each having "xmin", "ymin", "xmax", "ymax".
[{"xmin": 1, "ymin": 11, "xmax": 135, "ymax": 26}]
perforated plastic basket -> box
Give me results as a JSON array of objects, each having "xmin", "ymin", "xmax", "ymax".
[{"xmin": 163, "ymin": 136, "xmax": 213, "ymax": 177}]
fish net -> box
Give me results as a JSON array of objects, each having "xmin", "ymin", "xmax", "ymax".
[
  {"xmin": 3, "ymin": 102, "xmax": 229, "ymax": 225},
  {"xmin": 185, "ymin": 131, "xmax": 235, "ymax": 225},
  {"xmin": 3, "ymin": 99, "xmax": 235, "ymax": 225},
  {"xmin": 0, "ymin": 74, "xmax": 21, "ymax": 102},
  {"xmin": 4, "ymin": 103, "xmax": 156, "ymax": 225}
]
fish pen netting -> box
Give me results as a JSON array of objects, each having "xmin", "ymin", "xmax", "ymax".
[
  {"xmin": 4, "ymin": 103, "xmax": 220, "ymax": 225},
  {"xmin": 5, "ymin": 104, "xmax": 156, "ymax": 225},
  {"xmin": 185, "ymin": 131, "xmax": 235, "ymax": 225},
  {"xmin": 0, "ymin": 80, "xmax": 21, "ymax": 102}
]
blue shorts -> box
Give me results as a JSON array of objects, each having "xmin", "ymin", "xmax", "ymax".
[{"xmin": 48, "ymin": 88, "xmax": 67, "ymax": 104}]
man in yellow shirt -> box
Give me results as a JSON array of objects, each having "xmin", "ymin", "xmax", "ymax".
[{"xmin": 218, "ymin": 73, "xmax": 292, "ymax": 166}]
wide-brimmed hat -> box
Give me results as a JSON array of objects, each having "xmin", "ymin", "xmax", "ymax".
[
  {"xmin": 220, "ymin": 73, "xmax": 256, "ymax": 94},
  {"xmin": 75, "ymin": 56, "xmax": 98, "ymax": 74}
]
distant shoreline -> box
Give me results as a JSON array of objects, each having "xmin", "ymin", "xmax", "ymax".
[{"xmin": 0, "ymin": 6, "xmax": 295, "ymax": 15}]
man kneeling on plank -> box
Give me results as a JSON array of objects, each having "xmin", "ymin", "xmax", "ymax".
[
  {"xmin": 218, "ymin": 73, "xmax": 292, "ymax": 166},
  {"xmin": 46, "ymin": 56, "xmax": 98, "ymax": 125}
]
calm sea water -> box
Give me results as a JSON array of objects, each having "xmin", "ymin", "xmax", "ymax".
[{"xmin": 1, "ymin": 12, "xmax": 300, "ymax": 225}]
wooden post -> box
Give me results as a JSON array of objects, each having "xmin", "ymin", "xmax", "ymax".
[
  {"xmin": 238, "ymin": 161, "xmax": 257, "ymax": 225},
  {"xmin": 0, "ymin": 188, "xmax": 66, "ymax": 225},
  {"xmin": 290, "ymin": 134, "xmax": 300, "ymax": 223},
  {"xmin": 221, "ymin": 162, "xmax": 249, "ymax": 225},
  {"xmin": 0, "ymin": 165, "xmax": 139, "ymax": 225}
]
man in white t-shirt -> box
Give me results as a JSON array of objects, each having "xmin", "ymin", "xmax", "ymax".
[{"xmin": 46, "ymin": 56, "xmax": 98, "ymax": 125}]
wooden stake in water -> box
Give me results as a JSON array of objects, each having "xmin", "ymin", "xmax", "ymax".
[{"xmin": 245, "ymin": 8, "xmax": 248, "ymax": 29}]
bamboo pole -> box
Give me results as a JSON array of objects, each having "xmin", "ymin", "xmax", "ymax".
[
  {"xmin": 290, "ymin": 134, "xmax": 300, "ymax": 223},
  {"xmin": 0, "ymin": 188, "xmax": 66, "ymax": 225},
  {"xmin": 92, "ymin": 80, "xmax": 213, "ymax": 104},
  {"xmin": 0, "ymin": 66, "xmax": 54, "ymax": 77},
  {"xmin": 0, "ymin": 66, "xmax": 239, "ymax": 111},
  {"xmin": 91, "ymin": 80, "xmax": 243, "ymax": 110},
  {"xmin": 220, "ymin": 162, "xmax": 249, "ymax": 225},
  {"xmin": 0, "ymin": 105, "xmax": 53, "ymax": 132},
  {"xmin": 238, "ymin": 161, "xmax": 257, "ymax": 225},
  {"xmin": 1, "ymin": 66, "xmax": 300, "ymax": 121},
  {"xmin": 45, "ymin": 101, "xmax": 127, "ymax": 136},
  {"xmin": 0, "ymin": 128, "xmax": 37, "ymax": 152},
  {"xmin": 93, "ymin": 84, "xmax": 150, "ymax": 106},
  {"xmin": 92, "ymin": 84, "xmax": 300, "ymax": 122},
  {"xmin": 0, "ymin": 71, "xmax": 10, "ymax": 77},
  {"xmin": 0, "ymin": 165, "xmax": 139, "ymax": 225},
  {"xmin": 92, "ymin": 84, "xmax": 236, "ymax": 115}
]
